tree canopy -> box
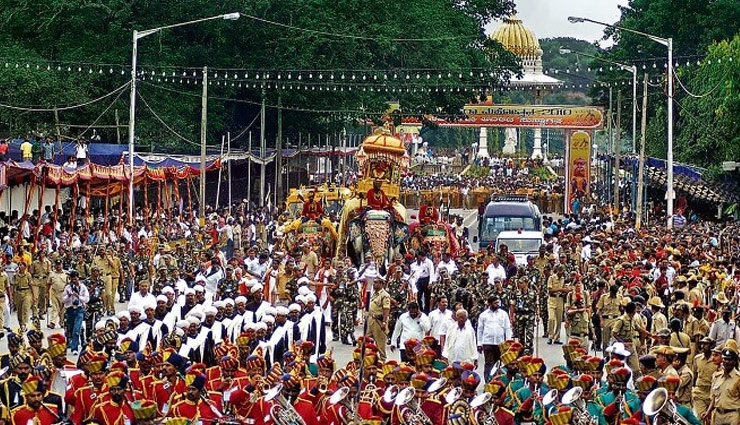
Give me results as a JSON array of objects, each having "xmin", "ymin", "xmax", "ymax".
[{"xmin": 0, "ymin": 0, "xmax": 521, "ymax": 152}]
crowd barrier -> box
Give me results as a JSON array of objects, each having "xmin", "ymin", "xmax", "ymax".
[{"xmin": 399, "ymin": 188, "xmax": 564, "ymax": 214}]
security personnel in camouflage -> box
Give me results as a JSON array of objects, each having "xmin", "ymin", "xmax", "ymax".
[
  {"xmin": 332, "ymin": 267, "xmax": 359, "ymax": 345},
  {"xmin": 452, "ymin": 262, "xmax": 475, "ymax": 313},
  {"xmin": 133, "ymin": 249, "xmax": 152, "ymax": 290},
  {"xmin": 490, "ymin": 277, "xmax": 511, "ymax": 312},
  {"xmin": 513, "ymin": 275, "xmax": 538, "ymax": 353},
  {"xmin": 431, "ymin": 268, "xmax": 455, "ymax": 307},
  {"xmin": 152, "ymin": 266, "xmax": 172, "ymax": 295},
  {"xmin": 217, "ymin": 265, "xmax": 239, "ymax": 300},
  {"xmin": 84, "ymin": 267, "xmax": 105, "ymax": 344},
  {"xmin": 118, "ymin": 244, "xmax": 134, "ymax": 302},
  {"xmin": 536, "ymin": 265, "xmax": 551, "ymax": 337},
  {"xmin": 386, "ymin": 267, "xmax": 409, "ymax": 337},
  {"xmin": 471, "ymin": 270, "xmax": 494, "ymax": 326}
]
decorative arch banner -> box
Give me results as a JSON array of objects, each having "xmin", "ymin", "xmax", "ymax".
[
  {"xmin": 401, "ymin": 105, "xmax": 605, "ymax": 129},
  {"xmin": 566, "ymin": 130, "xmax": 592, "ymax": 212}
]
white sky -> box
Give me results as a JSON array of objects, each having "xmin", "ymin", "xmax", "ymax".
[{"xmin": 485, "ymin": 0, "xmax": 630, "ymax": 45}]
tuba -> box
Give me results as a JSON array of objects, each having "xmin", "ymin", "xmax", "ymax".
[
  {"xmin": 395, "ymin": 387, "xmax": 433, "ymax": 425},
  {"xmin": 266, "ymin": 384, "xmax": 307, "ymax": 425},
  {"xmin": 446, "ymin": 388, "xmax": 471, "ymax": 425},
  {"xmin": 329, "ymin": 386, "xmax": 357, "ymax": 425},
  {"xmin": 561, "ymin": 387, "xmax": 598, "ymax": 425},
  {"xmin": 643, "ymin": 388, "xmax": 692, "ymax": 425},
  {"xmin": 382, "ymin": 385, "xmax": 399, "ymax": 405},
  {"xmin": 470, "ymin": 393, "xmax": 497, "ymax": 425},
  {"xmin": 540, "ymin": 389, "xmax": 559, "ymax": 420}
]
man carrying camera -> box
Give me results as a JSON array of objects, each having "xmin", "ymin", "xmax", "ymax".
[{"xmin": 62, "ymin": 270, "xmax": 89, "ymax": 355}]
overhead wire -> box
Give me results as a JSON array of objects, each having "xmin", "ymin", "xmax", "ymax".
[
  {"xmin": 0, "ymin": 81, "xmax": 130, "ymax": 112},
  {"xmin": 136, "ymin": 90, "xmax": 218, "ymax": 148},
  {"xmin": 240, "ymin": 14, "xmax": 478, "ymax": 42},
  {"xmin": 672, "ymin": 65, "xmax": 725, "ymax": 98}
]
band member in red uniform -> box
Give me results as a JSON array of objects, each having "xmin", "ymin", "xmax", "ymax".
[
  {"xmin": 152, "ymin": 351, "xmax": 188, "ymax": 413},
  {"xmin": 419, "ymin": 199, "xmax": 439, "ymax": 225},
  {"xmin": 301, "ymin": 190, "xmax": 324, "ymax": 221},
  {"xmin": 206, "ymin": 355, "xmax": 246, "ymax": 392},
  {"xmin": 280, "ymin": 372, "xmax": 320, "ymax": 425},
  {"xmin": 167, "ymin": 372, "xmax": 222, "ymax": 421},
  {"xmin": 70, "ymin": 354, "xmax": 108, "ymax": 425},
  {"xmin": 89, "ymin": 371, "xmax": 135, "ymax": 425},
  {"xmin": 474, "ymin": 379, "xmax": 515, "ymax": 425},
  {"xmin": 10, "ymin": 376, "xmax": 60, "ymax": 425},
  {"xmin": 130, "ymin": 399, "xmax": 160, "ymax": 425}
]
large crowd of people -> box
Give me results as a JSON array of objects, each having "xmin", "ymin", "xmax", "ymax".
[{"xmin": 0, "ymin": 152, "xmax": 736, "ymax": 425}]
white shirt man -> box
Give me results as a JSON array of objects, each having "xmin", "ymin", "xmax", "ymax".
[
  {"xmin": 128, "ymin": 282, "xmax": 157, "ymax": 312},
  {"xmin": 410, "ymin": 255, "xmax": 436, "ymax": 287},
  {"xmin": 391, "ymin": 303, "xmax": 431, "ymax": 353},
  {"xmin": 485, "ymin": 260, "xmax": 506, "ymax": 285},
  {"xmin": 442, "ymin": 310, "xmax": 478, "ymax": 364},
  {"xmin": 708, "ymin": 310, "xmax": 740, "ymax": 348},
  {"xmin": 428, "ymin": 297, "xmax": 454, "ymax": 347},
  {"xmin": 476, "ymin": 297, "xmax": 513, "ymax": 378},
  {"xmin": 476, "ymin": 300, "xmax": 513, "ymax": 347},
  {"xmin": 437, "ymin": 254, "xmax": 458, "ymax": 276}
]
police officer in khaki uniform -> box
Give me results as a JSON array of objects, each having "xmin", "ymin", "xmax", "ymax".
[
  {"xmin": 92, "ymin": 249, "xmax": 114, "ymax": 315},
  {"xmin": 547, "ymin": 265, "xmax": 569, "ymax": 344},
  {"xmin": 704, "ymin": 343, "xmax": 740, "ymax": 425},
  {"xmin": 565, "ymin": 294, "xmax": 592, "ymax": 350},
  {"xmin": 367, "ymin": 277, "xmax": 391, "ymax": 362},
  {"xmin": 673, "ymin": 347, "xmax": 693, "ymax": 406},
  {"xmin": 0, "ymin": 266, "xmax": 8, "ymax": 333},
  {"xmin": 692, "ymin": 337, "xmax": 718, "ymax": 418},
  {"xmin": 612, "ymin": 301, "xmax": 639, "ymax": 371},
  {"xmin": 106, "ymin": 247, "xmax": 122, "ymax": 315},
  {"xmin": 13, "ymin": 261, "xmax": 33, "ymax": 332},
  {"xmin": 29, "ymin": 250, "xmax": 50, "ymax": 323},
  {"xmin": 47, "ymin": 260, "xmax": 68, "ymax": 329},
  {"xmin": 596, "ymin": 285, "xmax": 621, "ymax": 351}
]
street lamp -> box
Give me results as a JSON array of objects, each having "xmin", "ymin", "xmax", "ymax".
[
  {"xmin": 127, "ymin": 12, "xmax": 241, "ymax": 224},
  {"xmin": 559, "ymin": 48, "xmax": 637, "ymax": 155},
  {"xmin": 568, "ymin": 15, "xmax": 674, "ymax": 228}
]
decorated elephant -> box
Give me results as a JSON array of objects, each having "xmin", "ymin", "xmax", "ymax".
[
  {"xmin": 345, "ymin": 209, "xmax": 409, "ymax": 266},
  {"xmin": 408, "ymin": 220, "xmax": 460, "ymax": 261},
  {"xmin": 279, "ymin": 218, "xmax": 337, "ymax": 258}
]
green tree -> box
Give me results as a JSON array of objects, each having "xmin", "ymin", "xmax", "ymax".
[
  {"xmin": 0, "ymin": 0, "xmax": 521, "ymax": 151},
  {"xmin": 673, "ymin": 36, "xmax": 740, "ymax": 167}
]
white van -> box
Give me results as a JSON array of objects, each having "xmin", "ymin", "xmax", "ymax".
[{"xmin": 495, "ymin": 230, "xmax": 544, "ymax": 266}]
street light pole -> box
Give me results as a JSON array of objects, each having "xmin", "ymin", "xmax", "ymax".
[
  {"xmin": 128, "ymin": 31, "xmax": 139, "ymax": 224},
  {"xmin": 568, "ymin": 16, "xmax": 674, "ymax": 228},
  {"xmin": 559, "ymin": 48, "xmax": 637, "ymax": 153},
  {"xmin": 666, "ymin": 38, "xmax": 674, "ymax": 228},
  {"xmin": 127, "ymin": 12, "xmax": 240, "ymax": 225}
]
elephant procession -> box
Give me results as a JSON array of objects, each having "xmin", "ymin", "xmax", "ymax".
[{"xmin": 0, "ymin": 124, "xmax": 731, "ymax": 425}]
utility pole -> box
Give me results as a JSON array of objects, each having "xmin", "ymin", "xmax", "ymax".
[
  {"xmin": 259, "ymin": 90, "xmax": 266, "ymax": 207},
  {"xmin": 227, "ymin": 131, "xmax": 232, "ymax": 214},
  {"xmin": 247, "ymin": 132, "xmax": 252, "ymax": 207},
  {"xmin": 216, "ymin": 135, "xmax": 225, "ymax": 208},
  {"xmin": 276, "ymin": 95, "xmax": 283, "ymax": 206},
  {"xmin": 614, "ymin": 91, "xmax": 621, "ymax": 214},
  {"xmin": 607, "ymin": 87, "xmax": 613, "ymax": 206},
  {"xmin": 636, "ymin": 73, "xmax": 649, "ymax": 230},
  {"xmin": 115, "ymin": 109, "xmax": 121, "ymax": 143},
  {"xmin": 199, "ymin": 66, "xmax": 208, "ymax": 225}
]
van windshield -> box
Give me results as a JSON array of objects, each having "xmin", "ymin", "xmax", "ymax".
[
  {"xmin": 496, "ymin": 238, "xmax": 542, "ymax": 253},
  {"xmin": 480, "ymin": 216, "xmax": 537, "ymax": 242}
]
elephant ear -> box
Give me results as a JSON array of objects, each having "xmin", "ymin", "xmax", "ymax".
[{"xmin": 393, "ymin": 222, "xmax": 410, "ymax": 245}]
